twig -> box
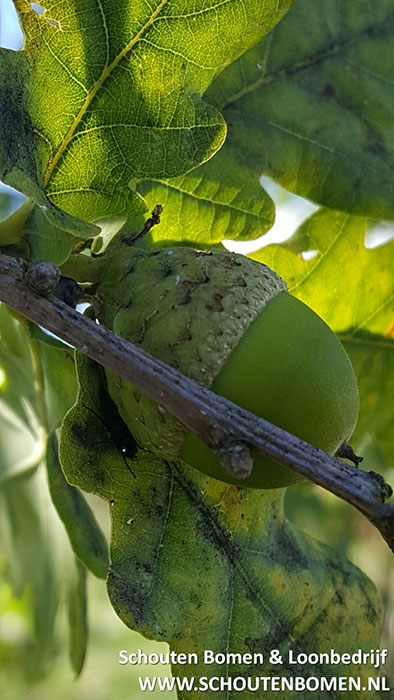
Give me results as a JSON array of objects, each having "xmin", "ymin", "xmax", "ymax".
[
  {"xmin": 121, "ymin": 204, "xmax": 163, "ymax": 246},
  {"xmin": 0, "ymin": 253, "xmax": 393, "ymax": 553}
]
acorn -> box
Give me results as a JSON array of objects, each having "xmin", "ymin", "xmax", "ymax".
[{"xmin": 93, "ymin": 246, "xmax": 359, "ymax": 489}]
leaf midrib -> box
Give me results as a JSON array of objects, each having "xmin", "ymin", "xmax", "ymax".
[
  {"xmin": 173, "ymin": 468, "xmax": 343, "ymax": 700},
  {"xmin": 43, "ymin": 0, "xmax": 169, "ymax": 188}
]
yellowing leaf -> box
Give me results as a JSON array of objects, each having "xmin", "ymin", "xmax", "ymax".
[{"xmin": 60, "ymin": 354, "xmax": 383, "ymax": 699}]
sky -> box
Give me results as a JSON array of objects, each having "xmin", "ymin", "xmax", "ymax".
[{"xmin": 0, "ymin": 0, "xmax": 23, "ymax": 50}]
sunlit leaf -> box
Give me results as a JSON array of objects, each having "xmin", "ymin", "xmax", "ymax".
[
  {"xmin": 253, "ymin": 208, "xmax": 394, "ymax": 468},
  {"xmin": 138, "ymin": 143, "xmax": 275, "ymax": 246},
  {"xmin": 1, "ymin": 0, "xmax": 295, "ymax": 227}
]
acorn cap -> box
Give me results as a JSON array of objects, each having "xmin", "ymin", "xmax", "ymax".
[{"xmin": 94, "ymin": 247, "xmax": 287, "ymax": 459}]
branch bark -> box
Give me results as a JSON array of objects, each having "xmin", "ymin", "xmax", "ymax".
[{"xmin": 0, "ymin": 253, "xmax": 393, "ymax": 553}]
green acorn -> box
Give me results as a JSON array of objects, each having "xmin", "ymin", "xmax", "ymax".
[{"xmin": 93, "ymin": 246, "xmax": 359, "ymax": 489}]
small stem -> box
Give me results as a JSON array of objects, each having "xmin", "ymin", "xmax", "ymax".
[
  {"xmin": 336, "ymin": 442, "xmax": 363, "ymax": 466},
  {"xmin": 122, "ymin": 204, "xmax": 163, "ymax": 246}
]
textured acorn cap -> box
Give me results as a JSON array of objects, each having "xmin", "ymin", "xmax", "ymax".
[{"xmin": 94, "ymin": 247, "xmax": 287, "ymax": 459}]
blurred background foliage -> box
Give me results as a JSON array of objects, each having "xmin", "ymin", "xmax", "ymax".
[{"xmin": 0, "ymin": 1, "xmax": 393, "ymax": 698}]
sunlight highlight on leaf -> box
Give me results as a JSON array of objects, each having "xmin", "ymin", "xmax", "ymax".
[
  {"xmin": 253, "ymin": 208, "xmax": 394, "ymax": 468},
  {"xmin": 3, "ymin": 0, "xmax": 295, "ymax": 224}
]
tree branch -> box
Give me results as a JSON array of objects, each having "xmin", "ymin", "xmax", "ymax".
[{"xmin": 0, "ymin": 253, "xmax": 393, "ymax": 553}]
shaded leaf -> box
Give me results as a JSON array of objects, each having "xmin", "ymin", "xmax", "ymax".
[
  {"xmin": 46, "ymin": 432, "xmax": 109, "ymax": 579},
  {"xmin": 0, "ymin": 190, "xmax": 10, "ymax": 221},
  {"xmin": 28, "ymin": 322, "xmax": 71, "ymax": 350},
  {"xmin": 33, "ymin": 330, "xmax": 78, "ymax": 432},
  {"xmin": 0, "ymin": 469, "xmax": 59, "ymax": 671},
  {"xmin": 67, "ymin": 557, "xmax": 88, "ymax": 678},
  {"xmin": 207, "ymin": 0, "xmax": 394, "ymax": 219},
  {"xmin": 0, "ymin": 181, "xmax": 98, "ymax": 268},
  {"xmin": 252, "ymin": 208, "xmax": 394, "ymax": 468},
  {"xmin": 0, "ymin": 464, "xmax": 93, "ymax": 678},
  {"xmin": 60, "ymin": 353, "xmax": 383, "ymax": 699},
  {"xmin": 0, "ymin": 199, "xmax": 98, "ymax": 265}
]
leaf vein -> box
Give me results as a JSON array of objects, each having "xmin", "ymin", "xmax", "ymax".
[
  {"xmin": 219, "ymin": 14, "xmax": 394, "ymax": 110},
  {"xmin": 43, "ymin": 0, "xmax": 170, "ymax": 187},
  {"xmin": 96, "ymin": 0, "xmax": 110, "ymax": 68},
  {"xmin": 153, "ymin": 180, "xmax": 272, "ymax": 222},
  {"xmin": 287, "ymin": 214, "xmax": 350, "ymax": 294}
]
